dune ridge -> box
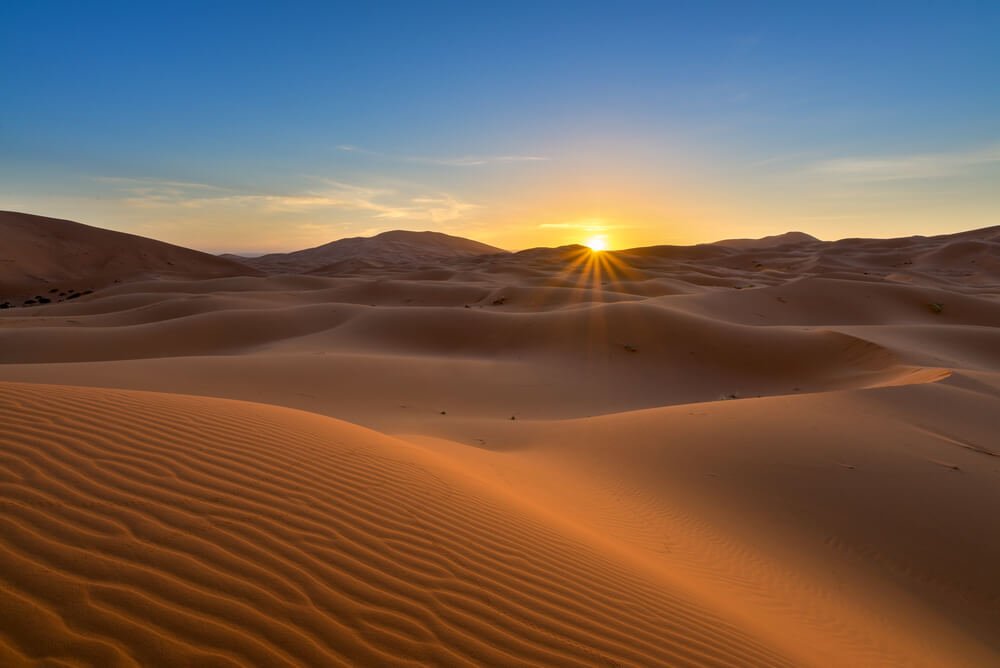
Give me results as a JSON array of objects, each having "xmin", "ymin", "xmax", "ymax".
[
  {"xmin": 224, "ymin": 230, "xmax": 506, "ymax": 275},
  {"xmin": 0, "ymin": 211, "xmax": 254, "ymax": 301},
  {"xmin": 0, "ymin": 381, "xmax": 795, "ymax": 667}
]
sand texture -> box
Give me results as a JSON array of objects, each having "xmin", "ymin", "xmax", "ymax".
[{"xmin": 2, "ymin": 211, "xmax": 999, "ymax": 666}]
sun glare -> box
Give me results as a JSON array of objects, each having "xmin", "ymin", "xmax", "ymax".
[{"xmin": 585, "ymin": 236, "xmax": 608, "ymax": 252}]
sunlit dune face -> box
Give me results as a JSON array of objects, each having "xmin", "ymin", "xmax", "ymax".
[{"xmin": 585, "ymin": 236, "xmax": 608, "ymax": 252}]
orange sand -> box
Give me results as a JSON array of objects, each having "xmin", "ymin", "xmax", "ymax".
[{"xmin": 2, "ymin": 210, "xmax": 999, "ymax": 666}]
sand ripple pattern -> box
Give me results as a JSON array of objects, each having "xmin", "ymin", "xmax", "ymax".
[{"xmin": 0, "ymin": 382, "xmax": 792, "ymax": 667}]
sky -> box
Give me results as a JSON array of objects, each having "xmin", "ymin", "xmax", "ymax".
[{"xmin": 2, "ymin": 1, "xmax": 998, "ymax": 253}]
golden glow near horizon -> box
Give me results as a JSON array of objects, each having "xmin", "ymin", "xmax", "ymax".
[{"xmin": 584, "ymin": 236, "xmax": 608, "ymax": 252}]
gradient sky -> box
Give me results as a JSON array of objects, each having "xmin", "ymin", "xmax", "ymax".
[{"xmin": 2, "ymin": 1, "xmax": 998, "ymax": 253}]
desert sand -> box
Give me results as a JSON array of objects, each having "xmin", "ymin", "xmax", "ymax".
[{"xmin": 1, "ymin": 210, "xmax": 999, "ymax": 666}]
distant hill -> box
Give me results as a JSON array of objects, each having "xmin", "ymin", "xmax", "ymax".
[
  {"xmin": 226, "ymin": 230, "xmax": 507, "ymax": 274},
  {"xmin": 0, "ymin": 211, "xmax": 256, "ymax": 301},
  {"xmin": 713, "ymin": 231, "xmax": 820, "ymax": 249}
]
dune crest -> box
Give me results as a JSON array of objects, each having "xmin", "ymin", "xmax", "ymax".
[
  {"xmin": 0, "ymin": 211, "xmax": 255, "ymax": 302},
  {"xmin": 0, "ymin": 382, "xmax": 794, "ymax": 667},
  {"xmin": 226, "ymin": 229, "xmax": 506, "ymax": 275}
]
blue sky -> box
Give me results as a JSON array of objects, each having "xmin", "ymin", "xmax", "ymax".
[{"xmin": 2, "ymin": 1, "xmax": 998, "ymax": 252}]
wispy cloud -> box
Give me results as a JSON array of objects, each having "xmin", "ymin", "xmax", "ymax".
[
  {"xmin": 96, "ymin": 176, "xmax": 478, "ymax": 223},
  {"xmin": 408, "ymin": 195, "xmax": 480, "ymax": 222},
  {"xmin": 812, "ymin": 143, "xmax": 1000, "ymax": 181},
  {"xmin": 337, "ymin": 144, "xmax": 548, "ymax": 167},
  {"xmin": 746, "ymin": 151, "xmax": 817, "ymax": 168},
  {"xmin": 92, "ymin": 176, "xmax": 230, "ymax": 191},
  {"xmin": 538, "ymin": 218, "xmax": 629, "ymax": 232}
]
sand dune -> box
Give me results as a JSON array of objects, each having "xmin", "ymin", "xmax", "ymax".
[
  {"xmin": 0, "ymin": 211, "xmax": 255, "ymax": 303},
  {"xmin": 712, "ymin": 231, "xmax": 820, "ymax": 249},
  {"xmin": 0, "ymin": 381, "xmax": 794, "ymax": 667},
  {"xmin": 226, "ymin": 230, "xmax": 506, "ymax": 275},
  {"xmin": 2, "ymin": 219, "xmax": 1000, "ymax": 665}
]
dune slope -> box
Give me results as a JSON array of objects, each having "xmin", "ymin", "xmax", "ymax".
[
  {"xmin": 0, "ymin": 381, "xmax": 794, "ymax": 667},
  {"xmin": 0, "ymin": 211, "xmax": 255, "ymax": 301},
  {"xmin": 229, "ymin": 230, "xmax": 506, "ymax": 275}
]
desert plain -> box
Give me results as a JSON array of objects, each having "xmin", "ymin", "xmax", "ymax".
[{"xmin": 0, "ymin": 209, "xmax": 998, "ymax": 666}]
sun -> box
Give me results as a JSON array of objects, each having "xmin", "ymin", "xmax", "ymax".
[{"xmin": 585, "ymin": 236, "xmax": 608, "ymax": 252}]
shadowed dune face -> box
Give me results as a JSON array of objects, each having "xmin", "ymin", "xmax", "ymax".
[
  {"xmin": 2, "ymin": 220, "xmax": 1000, "ymax": 666},
  {"xmin": 0, "ymin": 212, "xmax": 256, "ymax": 299}
]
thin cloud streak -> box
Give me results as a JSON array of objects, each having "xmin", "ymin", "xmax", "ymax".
[
  {"xmin": 98, "ymin": 176, "xmax": 479, "ymax": 223},
  {"xmin": 92, "ymin": 176, "xmax": 230, "ymax": 191},
  {"xmin": 337, "ymin": 145, "xmax": 549, "ymax": 167},
  {"xmin": 538, "ymin": 219, "xmax": 630, "ymax": 232},
  {"xmin": 812, "ymin": 143, "xmax": 1000, "ymax": 181}
]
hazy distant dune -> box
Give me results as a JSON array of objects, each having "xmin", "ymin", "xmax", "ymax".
[
  {"xmin": 227, "ymin": 229, "xmax": 507, "ymax": 275},
  {"xmin": 711, "ymin": 231, "xmax": 820, "ymax": 249}
]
